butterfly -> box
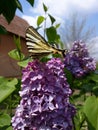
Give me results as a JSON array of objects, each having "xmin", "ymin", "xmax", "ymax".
[{"xmin": 26, "ymin": 26, "xmax": 67, "ymax": 59}]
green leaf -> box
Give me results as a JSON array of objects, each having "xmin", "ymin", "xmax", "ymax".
[
  {"xmin": 0, "ymin": 25, "xmax": 7, "ymax": 34},
  {"xmin": 8, "ymin": 49, "xmax": 25, "ymax": 61},
  {"xmin": 48, "ymin": 14, "xmax": 55, "ymax": 25},
  {"xmin": 26, "ymin": 0, "xmax": 34, "ymax": 6},
  {"xmin": 18, "ymin": 58, "xmax": 32, "ymax": 67},
  {"xmin": 0, "ymin": 114, "xmax": 11, "ymax": 127},
  {"xmin": 13, "ymin": 36, "xmax": 24, "ymax": 60},
  {"xmin": 6, "ymin": 126, "xmax": 13, "ymax": 130},
  {"xmin": 0, "ymin": 77, "xmax": 18, "ymax": 103},
  {"xmin": 83, "ymin": 96, "xmax": 98, "ymax": 130},
  {"xmin": 15, "ymin": 0, "xmax": 23, "ymax": 12},
  {"xmin": 0, "ymin": 0, "xmax": 19, "ymax": 23},
  {"xmin": 55, "ymin": 23, "xmax": 61, "ymax": 29},
  {"xmin": 46, "ymin": 26, "xmax": 57, "ymax": 42},
  {"xmin": 55, "ymin": 34, "xmax": 60, "ymax": 42},
  {"xmin": 90, "ymin": 74, "xmax": 98, "ymax": 82},
  {"xmin": 37, "ymin": 16, "xmax": 45, "ymax": 27},
  {"xmin": 64, "ymin": 68, "xmax": 73, "ymax": 86},
  {"xmin": 73, "ymin": 108, "xmax": 85, "ymax": 130},
  {"xmin": 14, "ymin": 36, "xmax": 21, "ymax": 51},
  {"xmin": 43, "ymin": 3, "xmax": 48, "ymax": 12},
  {"xmin": 57, "ymin": 39, "xmax": 64, "ymax": 49}
]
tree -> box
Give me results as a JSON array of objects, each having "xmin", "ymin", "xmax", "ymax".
[{"xmin": 60, "ymin": 13, "xmax": 96, "ymax": 49}]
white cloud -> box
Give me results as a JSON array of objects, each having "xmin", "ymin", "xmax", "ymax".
[
  {"xmin": 22, "ymin": 0, "xmax": 98, "ymax": 26},
  {"xmin": 30, "ymin": 0, "xmax": 98, "ymax": 17},
  {"xmin": 22, "ymin": 15, "xmax": 37, "ymax": 27}
]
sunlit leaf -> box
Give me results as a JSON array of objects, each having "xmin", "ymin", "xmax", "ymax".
[
  {"xmin": 0, "ymin": 77, "xmax": 18, "ymax": 103},
  {"xmin": 14, "ymin": 36, "xmax": 21, "ymax": 51},
  {"xmin": 15, "ymin": 0, "xmax": 23, "ymax": 12},
  {"xmin": 18, "ymin": 58, "xmax": 32, "ymax": 67},
  {"xmin": 83, "ymin": 96, "xmax": 98, "ymax": 130},
  {"xmin": 55, "ymin": 23, "xmax": 61, "ymax": 29},
  {"xmin": 8, "ymin": 49, "xmax": 25, "ymax": 61},
  {"xmin": 0, "ymin": 114, "xmax": 11, "ymax": 127},
  {"xmin": 6, "ymin": 126, "xmax": 13, "ymax": 130},
  {"xmin": 73, "ymin": 108, "xmax": 85, "ymax": 130},
  {"xmin": 37, "ymin": 16, "xmax": 45, "ymax": 27}
]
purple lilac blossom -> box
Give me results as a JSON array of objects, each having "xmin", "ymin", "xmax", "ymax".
[
  {"xmin": 12, "ymin": 58, "xmax": 76, "ymax": 130},
  {"xmin": 64, "ymin": 41, "xmax": 96, "ymax": 78}
]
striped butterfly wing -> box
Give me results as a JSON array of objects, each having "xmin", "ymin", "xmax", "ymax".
[{"xmin": 26, "ymin": 26, "xmax": 66, "ymax": 59}]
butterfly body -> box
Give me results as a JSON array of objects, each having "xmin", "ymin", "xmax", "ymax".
[{"xmin": 26, "ymin": 26, "xmax": 67, "ymax": 59}]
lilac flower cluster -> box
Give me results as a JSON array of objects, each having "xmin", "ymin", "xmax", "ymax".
[
  {"xmin": 12, "ymin": 58, "xmax": 76, "ymax": 130},
  {"xmin": 64, "ymin": 41, "xmax": 96, "ymax": 78}
]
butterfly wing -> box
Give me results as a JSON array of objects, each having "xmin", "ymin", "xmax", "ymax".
[
  {"xmin": 26, "ymin": 26, "xmax": 56, "ymax": 58},
  {"xmin": 26, "ymin": 26, "xmax": 67, "ymax": 59}
]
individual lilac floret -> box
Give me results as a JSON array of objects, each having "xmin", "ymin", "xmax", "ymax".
[
  {"xmin": 12, "ymin": 58, "xmax": 76, "ymax": 130},
  {"xmin": 64, "ymin": 41, "xmax": 96, "ymax": 78}
]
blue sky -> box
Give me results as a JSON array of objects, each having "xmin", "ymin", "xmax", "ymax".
[
  {"xmin": 16, "ymin": 0, "xmax": 98, "ymax": 35},
  {"xmin": 16, "ymin": 0, "xmax": 98, "ymax": 60}
]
